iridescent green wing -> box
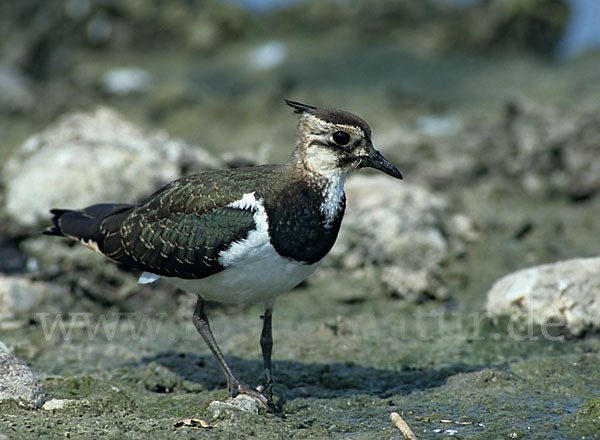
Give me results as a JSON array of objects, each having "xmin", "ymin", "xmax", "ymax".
[{"xmin": 99, "ymin": 172, "xmax": 257, "ymax": 279}]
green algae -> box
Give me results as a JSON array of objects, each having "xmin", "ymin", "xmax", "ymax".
[{"xmin": 564, "ymin": 398, "xmax": 600, "ymax": 438}]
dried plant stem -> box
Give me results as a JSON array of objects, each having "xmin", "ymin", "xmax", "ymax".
[{"xmin": 390, "ymin": 412, "xmax": 418, "ymax": 440}]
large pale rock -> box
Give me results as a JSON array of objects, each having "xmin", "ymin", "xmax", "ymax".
[
  {"xmin": 2, "ymin": 107, "xmax": 221, "ymax": 230},
  {"xmin": 486, "ymin": 257, "xmax": 600, "ymax": 336},
  {"xmin": 327, "ymin": 175, "xmax": 475, "ymax": 300},
  {"xmin": 0, "ymin": 343, "xmax": 45, "ymax": 408}
]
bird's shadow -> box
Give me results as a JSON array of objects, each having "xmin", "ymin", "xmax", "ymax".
[{"xmin": 137, "ymin": 350, "xmax": 483, "ymax": 406}]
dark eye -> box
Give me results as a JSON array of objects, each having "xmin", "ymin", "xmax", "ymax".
[{"xmin": 332, "ymin": 131, "xmax": 350, "ymax": 146}]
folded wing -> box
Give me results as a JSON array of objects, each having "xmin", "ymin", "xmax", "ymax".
[{"xmin": 44, "ymin": 174, "xmax": 257, "ymax": 279}]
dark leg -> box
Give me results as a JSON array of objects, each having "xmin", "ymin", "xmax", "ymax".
[
  {"xmin": 192, "ymin": 297, "xmax": 237, "ymax": 391},
  {"xmin": 191, "ymin": 297, "xmax": 277, "ymax": 411},
  {"xmin": 260, "ymin": 307, "xmax": 273, "ymax": 399}
]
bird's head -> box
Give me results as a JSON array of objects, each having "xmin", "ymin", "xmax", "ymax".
[{"xmin": 287, "ymin": 100, "xmax": 402, "ymax": 181}]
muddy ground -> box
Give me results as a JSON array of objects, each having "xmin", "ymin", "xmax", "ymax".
[{"xmin": 1, "ymin": 1, "xmax": 600, "ymax": 438}]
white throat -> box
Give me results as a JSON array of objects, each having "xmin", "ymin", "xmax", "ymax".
[
  {"xmin": 301, "ymin": 145, "xmax": 349, "ymax": 228},
  {"xmin": 319, "ymin": 168, "xmax": 347, "ymax": 228}
]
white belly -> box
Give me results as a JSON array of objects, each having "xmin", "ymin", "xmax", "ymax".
[{"xmin": 167, "ymin": 247, "xmax": 321, "ymax": 306}]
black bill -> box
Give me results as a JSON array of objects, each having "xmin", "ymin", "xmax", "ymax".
[{"xmin": 361, "ymin": 149, "xmax": 403, "ymax": 179}]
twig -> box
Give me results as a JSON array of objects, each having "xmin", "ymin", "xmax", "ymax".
[
  {"xmin": 390, "ymin": 412, "xmax": 418, "ymax": 440},
  {"xmin": 173, "ymin": 418, "xmax": 211, "ymax": 428}
]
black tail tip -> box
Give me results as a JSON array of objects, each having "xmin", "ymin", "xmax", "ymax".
[
  {"xmin": 41, "ymin": 209, "xmax": 72, "ymax": 237},
  {"xmin": 41, "ymin": 227, "xmax": 61, "ymax": 236}
]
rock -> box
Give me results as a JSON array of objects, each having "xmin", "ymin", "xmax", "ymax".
[
  {"xmin": 380, "ymin": 100, "xmax": 600, "ymax": 199},
  {"xmin": 207, "ymin": 394, "xmax": 260, "ymax": 418},
  {"xmin": 416, "ymin": 114, "xmax": 461, "ymax": 137},
  {"xmin": 42, "ymin": 398, "xmax": 80, "ymax": 411},
  {"xmin": 247, "ymin": 41, "xmax": 287, "ymax": 71},
  {"xmin": 2, "ymin": 107, "xmax": 222, "ymax": 230},
  {"xmin": 327, "ymin": 175, "xmax": 473, "ymax": 300},
  {"xmin": 100, "ymin": 67, "xmax": 151, "ymax": 96},
  {"xmin": 485, "ymin": 257, "xmax": 600, "ymax": 336},
  {"xmin": 375, "ymin": 123, "xmax": 481, "ymax": 190},
  {"xmin": 0, "ymin": 343, "xmax": 45, "ymax": 409},
  {"xmin": 0, "ymin": 274, "xmax": 67, "ymax": 325},
  {"xmin": 477, "ymin": 100, "xmax": 600, "ymax": 200},
  {"xmin": 18, "ymin": 231, "xmax": 156, "ymax": 309},
  {"xmin": 0, "ymin": 63, "xmax": 36, "ymax": 114},
  {"xmin": 19, "ymin": 234, "xmax": 113, "ymax": 273}
]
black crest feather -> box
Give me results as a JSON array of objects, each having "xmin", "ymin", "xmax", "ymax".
[{"xmin": 285, "ymin": 99, "xmax": 317, "ymax": 114}]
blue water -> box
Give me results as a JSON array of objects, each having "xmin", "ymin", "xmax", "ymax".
[
  {"xmin": 224, "ymin": 0, "xmax": 600, "ymax": 57},
  {"xmin": 224, "ymin": 0, "xmax": 306, "ymax": 13},
  {"xmin": 558, "ymin": 0, "xmax": 600, "ymax": 57}
]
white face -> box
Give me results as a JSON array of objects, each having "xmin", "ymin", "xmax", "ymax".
[{"xmin": 300, "ymin": 114, "xmax": 372, "ymax": 178}]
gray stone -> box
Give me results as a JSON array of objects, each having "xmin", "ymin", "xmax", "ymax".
[
  {"xmin": 2, "ymin": 107, "xmax": 222, "ymax": 230},
  {"xmin": 486, "ymin": 257, "xmax": 600, "ymax": 336},
  {"xmin": 0, "ymin": 343, "xmax": 45, "ymax": 409},
  {"xmin": 247, "ymin": 41, "xmax": 288, "ymax": 71},
  {"xmin": 375, "ymin": 122, "xmax": 479, "ymax": 189},
  {"xmin": 17, "ymin": 234, "xmax": 146, "ymax": 305},
  {"xmin": 42, "ymin": 398, "xmax": 82, "ymax": 411},
  {"xmin": 474, "ymin": 100, "xmax": 600, "ymax": 199},
  {"xmin": 207, "ymin": 394, "xmax": 260, "ymax": 418},
  {"xmin": 0, "ymin": 63, "xmax": 36, "ymax": 115},
  {"xmin": 0, "ymin": 274, "xmax": 66, "ymax": 325},
  {"xmin": 101, "ymin": 67, "xmax": 151, "ymax": 96},
  {"xmin": 327, "ymin": 175, "xmax": 474, "ymax": 300},
  {"xmin": 377, "ymin": 100, "xmax": 600, "ymax": 200}
]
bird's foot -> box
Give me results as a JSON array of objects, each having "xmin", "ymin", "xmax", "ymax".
[{"xmin": 230, "ymin": 378, "xmax": 279, "ymax": 413}]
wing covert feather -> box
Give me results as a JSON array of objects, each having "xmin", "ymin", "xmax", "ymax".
[{"xmin": 100, "ymin": 174, "xmax": 258, "ymax": 279}]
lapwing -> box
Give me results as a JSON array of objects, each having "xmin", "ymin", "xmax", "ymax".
[{"xmin": 44, "ymin": 100, "xmax": 403, "ymax": 411}]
